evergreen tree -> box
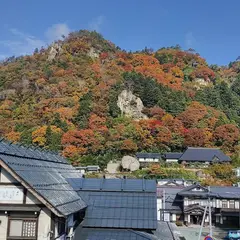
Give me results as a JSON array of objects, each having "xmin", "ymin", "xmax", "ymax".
[{"xmin": 75, "ymin": 92, "xmax": 93, "ymax": 129}]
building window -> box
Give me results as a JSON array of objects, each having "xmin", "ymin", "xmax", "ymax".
[
  {"xmin": 229, "ymin": 200, "xmax": 235, "ymax": 209},
  {"xmin": 8, "ymin": 218, "xmax": 37, "ymax": 239},
  {"xmin": 222, "ymin": 200, "xmax": 228, "ymax": 208}
]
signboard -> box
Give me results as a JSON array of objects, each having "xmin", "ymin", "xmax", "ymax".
[
  {"xmin": 0, "ymin": 186, "xmax": 23, "ymax": 203},
  {"xmin": 163, "ymin": 212, "xmax": 170, "ymax": 222},
  {"xmin": 204, "ymin": 236, "xmax": 213, "ymax": 240}
]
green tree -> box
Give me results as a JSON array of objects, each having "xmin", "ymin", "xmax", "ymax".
[{"xmin": 75, "ymin": 92, "xmax": 93, "ymax": 129}]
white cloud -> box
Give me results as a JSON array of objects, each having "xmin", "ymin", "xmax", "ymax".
[
  {"xmin": 45, "ymin": 23, "xmax": 71, "ymax": 43},
  {"xmin": 0, "ymin": 23, "xmax": 71, "ymax": 57},
  {"xmin": 88, "ymin": 16, "xmax": 105, "ymax": 32},
  {"xmin": 185, "ymin": 32, "xmax": 196, "ymax": 49},
  {"xmin": 0, "ymin": 29, "xmax": 45, "ymax": 56}
]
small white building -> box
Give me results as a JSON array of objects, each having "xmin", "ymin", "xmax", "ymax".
[
  {"xmin": 234, "ymin": 167, "xmax": 240, "ymax": 177},
  {"xmin": 136, "ymin": 153, "xmax": 161, "ymax": 163},
  {"xmin": 163, "ymin": 153, "xmax": 183, "ymax": 163}
]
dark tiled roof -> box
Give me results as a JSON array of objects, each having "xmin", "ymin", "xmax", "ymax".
[
  {"xmin": 157, "ymin": 187, "xmax": 183, "ymax": 213},
  {"xmin": 210, "ymin": 186, "xmax": 240, "ymax": 199},
  {"xmin": 177, "ymin": 184, "xmax": 210, "ymax": 198},
  {"xmin": 136, "ymin": 153, "xmax": 161, "ymax": 159},
  {"xmin": 67, "ymin": 178, "xmax": 157, "ymax": 230},
  {"xmin": 77, "ymin": 228, "xmax": 158, "ymax": 240},
  {"xmin": 177, "ymin": 184, "xmax": 240, "ymax": 199},
  {"xmin": 179, "ymin": 147, "xmax": 231, "ymax": 162},
  {"xmin": 163, "ymin": 152, "xmax": 183, "ymax": 159},
  {"xmin": 86, "ymin": 165, "xmax": 100, "ymax": 170},
  {"xmin": 67, "ymin": 178, "xmax": 156, "ymax": 192},
  {"xmin": 0, "ymin": 140, "xmax": 86, "ymax": 216}
]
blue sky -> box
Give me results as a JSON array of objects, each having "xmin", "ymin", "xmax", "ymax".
[{"xmin": 1, "ymin": 0, "xmax": 240, "ymax": 65}]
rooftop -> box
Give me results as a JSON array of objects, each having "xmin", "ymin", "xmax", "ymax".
[
  {"xmin": 163, "ymin": 152, "xmax": 183, "ymax": 159},
  {"xmin": 178, "ymin": 184, "xmax": 240, "ymax": 199},
  {"xmin": 136, "ymin": 153, "xmax": 161, "ymax": 159},
  {"xmin": 0, "ymin": 140, "xmax": 86, "ymax": 217},
  {"xmin": 179, "ymin": 147, "xmax": 231, "ymax": 162},
  {"xmin": 67, "ymin": 178, "xmax": 157, "ymax": 230}
]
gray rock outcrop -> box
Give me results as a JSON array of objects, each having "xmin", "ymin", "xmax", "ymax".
[
  {"xmin": 117, "ymin": 90, "xmax": 147, "ymax": 119},
  {"xmin": 48, "ymin": 43, "xmax": 62, "ymax": 61}
]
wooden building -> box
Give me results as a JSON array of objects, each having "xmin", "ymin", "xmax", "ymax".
[{"xmin": 0, "ymin": 140, "xmax": 86, "ymax": 240}]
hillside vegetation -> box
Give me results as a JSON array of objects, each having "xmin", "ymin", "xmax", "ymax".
[{"xmin": 1, "ymin": 30, "xmax": 240, "ymax": 167}]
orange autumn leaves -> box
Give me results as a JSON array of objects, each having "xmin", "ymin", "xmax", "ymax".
[
  {"xmin": 115, "ymin": 53, "xmax": 184, "ymax": 90},
  {"xmin": 59, "ymin": 100, "xmax": 239, "ymax": 159}
]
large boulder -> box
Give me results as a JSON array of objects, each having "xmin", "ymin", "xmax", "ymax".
[
  {"xmin": 107, "ymin": 161, "xmax": 121, "ymax": 174},
  {"xmin": 121, "ymin": 156, "xmax": 140, "ymax": 172}
]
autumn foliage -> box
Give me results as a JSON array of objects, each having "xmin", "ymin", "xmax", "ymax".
[{"xmin": 0, "ymin": 30, "xmax": 239, "ymax": 167}]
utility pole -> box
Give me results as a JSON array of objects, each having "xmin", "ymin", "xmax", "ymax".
[
  {"xmin": 163, "ymin": 189, "xmax": 166, "ymax": 221},
  {"xmin": 198, "ymin": 205, "xmax": 208, "ymax": 240},
  {"xmin": 208, "ymin": 186, "xmax": 213, "ymax": 237}
]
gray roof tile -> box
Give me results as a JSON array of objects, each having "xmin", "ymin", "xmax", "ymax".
[
  {"xmin": 179, "ymin": 147, "xmax": 231, "ymax": 162},
  {"xmin": 67, "ymin": 179, "xmax": 157, "ymax": 230},
  {"xmin": 0, "ymin": 140, "xmax": 86, "ymax": 217},
  {"xmin": 77, "ymin": 228, "xmax": 158, "ymax": 240},
  {"xmin": 66, "ymin": 178, "xmax": 156, "ymax": 192}
]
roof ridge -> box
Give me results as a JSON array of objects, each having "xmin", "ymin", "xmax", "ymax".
[{"xmin": 187, "ymin": 147, "xmax": 220, "ymax": 150}]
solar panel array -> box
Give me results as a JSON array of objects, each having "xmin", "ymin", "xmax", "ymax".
[
  {"xmin": 66, "ymin": 178, "xmax": 156, "ymax": 192},
  {"xmin": 79, "ymin": 228, "xmax": 158, "ymax": 240},
  {"xmin": 66, "ymin": 178, "xmax": 157, "ymax": 230}
]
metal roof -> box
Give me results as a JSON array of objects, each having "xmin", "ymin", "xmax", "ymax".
[
  {"xmin": 136, "ymin": 153, "xmax": 161, "ymax": 159},
  {"xmin": 76, "ymin": 228, "xmax": 158, "ymax": 240},
  {"xmin": 67, "ymin": 178, "xmax": 157, "ymax": 230},
  {"xmin": 157, "ymin": 187, "xmax": 183, "ymax": 213},
  {"xmin": 179, "ymin": 147, "xmax": 231, "ymax": 162},
  {"xmin": 178, "ymin": 184, "xmax": 240, "ymax": 199},
  {"xmin": 163, "ymin": 152, "xmax": 183, "ymax": 159},
  {"xmin": 0, "ymin": 140, "xmax": 86, "ymax": 217},
  {"xmin": 66, "ymin": 178, "xmax": 156, "ymax": 192}
]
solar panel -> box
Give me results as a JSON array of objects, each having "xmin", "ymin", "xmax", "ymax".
[
  {"xmin": 79, "ymin": 191, "xmax": 157, "ymax": 230},
  {"xmin": 78, "ymin": 228, "xmax": 158, "ymax": 240},
  {"xmin": 66, "ymin": 178, "xmax": 156, "ymax": 192}
]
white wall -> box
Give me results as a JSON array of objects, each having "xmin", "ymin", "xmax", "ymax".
[
  {"xmin": 1, "ymin": 168, "xmax": 18, "ymax": 183},
  {"xmin": 26, "ymin": 191, "xmax": 41, "ymax": 204},
  {"xmin": 166, "ymin": 159, "xmax": 178, "ymax": 163},
  {"xmin": 0, "ymin": 213, "xmax": 7, "ymax": 239},
  {"xmin": 38, "ymin": 208, "xmax": 52, "ymax": 240}
]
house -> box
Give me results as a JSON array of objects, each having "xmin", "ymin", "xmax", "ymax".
[
  {"xmin": 0, "ymin": 139, "xmax": 86, "ymax": 240},
  {"xmin": 67, "ymin": 178, "xmax": 159, "ymax": 239},
  {"xmin": 162, "ymin": 153, "xmax": 183, "ymax": 163},
  {"xmin": 178, "ymin": 184, "xmax": 240, "ymax": 227},
  {"xmin": 75, "ymin": 165, "xmax": 100, "ymax": 174},
  {"xmin": 157, "ymin": 186, "xmax": 184, "ymax": 222},
  {"xmin": 136, "ymin": 153, "xmax": 161, "ymax": 165},
  {"xmin": 157, "ymin": 179, "xmax": 198, "ymax": 187},
  {"xmin": 0, "ymin": 139, "xmax": 162, "ymax": 240},
  {"xmin": 233, "ymin": 167, "xmax": 240, "ymax": 177},
  {"xmin": 178, "ymin": 147, "xmax": 231, "ymax": 164},
  {"xmin": 75, "ymin": 166, "xmax": 87, "ymax": 174},
  {"xmin": 86, "ymin": 165, "xmax": 100, "ymax": 172}
]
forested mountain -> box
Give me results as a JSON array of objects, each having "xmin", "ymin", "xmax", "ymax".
[{"xmin": 1, "ymin": 30, "xmax": 240, "ymax": 167}]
